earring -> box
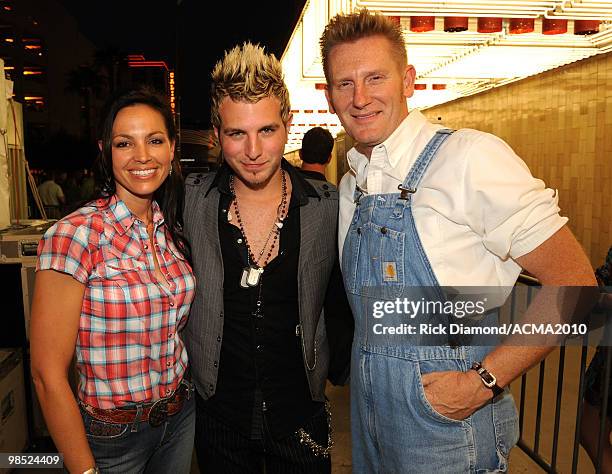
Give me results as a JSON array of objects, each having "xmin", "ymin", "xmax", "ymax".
[{"xmin": 169, "ymin": 165, "xmax": 173, "ymax": 176}]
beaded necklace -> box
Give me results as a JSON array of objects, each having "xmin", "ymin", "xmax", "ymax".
[{"xmin": 229, "ymin": 170, "xmax": 288, "ymax": 288}]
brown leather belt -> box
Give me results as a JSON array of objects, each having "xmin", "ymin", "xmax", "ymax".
[{"xmin": 81, "ymin": 382, "xmax": 191, "ymax": 427}]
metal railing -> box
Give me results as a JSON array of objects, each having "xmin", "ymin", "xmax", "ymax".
[{"xmin": 512, "ymin": 275, "xmax": 610, "ymax": 473}]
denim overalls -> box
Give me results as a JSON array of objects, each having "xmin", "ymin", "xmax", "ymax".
[{"xmin": 342, "ymin": 130, "xmax": 519, "ymax": 473}]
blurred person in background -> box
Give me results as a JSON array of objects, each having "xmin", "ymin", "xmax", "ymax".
[
  {"xmin": 298, "ymin": 126, "xmax": 334, "ymax": 182},
  {"xmin": 37, "ymin": 169, "xmax": 65, "ymax": 219}
]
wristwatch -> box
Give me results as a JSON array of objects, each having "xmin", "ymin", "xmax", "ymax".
[
  {"xmin": 471, "ymin": 361, "xmax": 505, "ymax": 398},
  {"xmin": 82, "ymin": 468, "xmax": 99, "ymax": 474}
]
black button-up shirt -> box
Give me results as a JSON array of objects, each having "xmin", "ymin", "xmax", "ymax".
[{"xmin": 201, "ymin": 161, "xmax": 323, "ymax": 439}]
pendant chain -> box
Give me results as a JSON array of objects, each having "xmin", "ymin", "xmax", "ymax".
[{"xmin": 229, "ymin": 170, "xmax": 288, "ymax": 269}]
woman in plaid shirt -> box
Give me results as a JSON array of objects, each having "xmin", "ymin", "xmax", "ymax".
[{"xmin": 30, "ymin": 88, "xmax": 196, "ymax": 474}]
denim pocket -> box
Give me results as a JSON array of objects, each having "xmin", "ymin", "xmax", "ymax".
[
  {"xmin": 491, "ymin": 392, "xmax": 519, "ymax": 460},
  {"xmin": 415, "ymin": 359, "xmax": 468, "ymax": 425},
  {"xmin": 366, "ymin": 223, "xmax": 405, "ymax": 289}
]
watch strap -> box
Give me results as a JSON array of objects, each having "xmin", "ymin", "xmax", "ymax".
[{"xmin": 471, "ymin": 361, "xmax": 504, "ymax": 398}]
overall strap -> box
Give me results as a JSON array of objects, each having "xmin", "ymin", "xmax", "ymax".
[{"xmin": 392, "ymin": 128, "xmax": 454, "ymax": 217}]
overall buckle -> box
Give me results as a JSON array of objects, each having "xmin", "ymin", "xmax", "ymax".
[{"xmin": 397, "ymin": 184, "xmax": 416, "ymax": 200}]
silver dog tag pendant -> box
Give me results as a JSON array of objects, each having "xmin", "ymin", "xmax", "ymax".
[
  {"xmin": 240, "ymin": 267, "xmax": 250, "ymax": 288},
  {"xmin": 246, "ymin": 266, "xmax": 263, "ymax": 287},
  {"xmin": 240, "ymin": 266, "xmax": 263, "ymax": 288}
]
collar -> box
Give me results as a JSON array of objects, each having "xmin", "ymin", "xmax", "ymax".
[
  {"xmin": 299, "ymin": 169, "xmax": 327, "ymax": 182},
  {"xmin": 98, "ymin": 195, "xmax": 163, "ymax": 236},
  {"xmin": 207, "ymin": 158, "xmax": 319, "ymax": 206},
  {"xmin": 347, "ymin": 109, "xmax": 430, "ymax": 185}
]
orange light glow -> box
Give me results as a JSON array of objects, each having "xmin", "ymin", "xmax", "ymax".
[{"xmin": 128, "ymin": 61, "xmax": 169, "ymax": 70}]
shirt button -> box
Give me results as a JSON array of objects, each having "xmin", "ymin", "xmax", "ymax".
[
  {"xmin": 166, "ymin": 361, "xmax": 172, "ymax": 367},
  {"xmin": 220, "ymin": 312, "xmax": 224, "ymax": 318},
  {"xmin": 237, "ymin": 238, "xmax": 243, "ymax": 244},
  {"xmin": 381, "ymin": 227, "xmax": 388, "ymax": 234},
  {"xmin": 144, "ymin": 244, "xmax": 148, "ymax": 249},
  {"xmin": 217, "ymin": 336, "xmax": 221, "ymax": 342},
  {"xmin": 256, "ymin": 345, "xmax": 264, "ymax": 352},
  {"xmin": 214, "ymin": 361, "xmax": 218, "ymax": 367},
  {"xmin": 209, "ymin": 384, "xmax": 214, "ymax": 391},
  {"xmin": 168, "ymin": 333, "xmax": 173, "ymax": 339},
  {"xmin": 169, "ymin": 301, "xmax": 175, "ymax": 307}
]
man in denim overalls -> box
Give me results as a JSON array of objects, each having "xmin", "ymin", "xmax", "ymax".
[{"xmin": 320, "ymin": 9, "xmax": 597, "ymax": 473}]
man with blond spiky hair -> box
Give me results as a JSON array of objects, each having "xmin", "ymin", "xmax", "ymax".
[{"xmin": 183, "ymin": 42, "xmax": 353, "ymax": 473}]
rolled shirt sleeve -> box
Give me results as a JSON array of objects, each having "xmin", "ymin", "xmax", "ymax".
[{"xmin": 460, "ymin": 132, "xmax": 568, "ymax": 260}]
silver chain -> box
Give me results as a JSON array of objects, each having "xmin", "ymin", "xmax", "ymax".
[{"xmin": 297, "ymin": 401, "xmax": 334, "ymax": 458}]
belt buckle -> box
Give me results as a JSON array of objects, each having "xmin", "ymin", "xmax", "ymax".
[{"xmin": 149, "ymin": 398, "xmax": 169, "ymax": 427}]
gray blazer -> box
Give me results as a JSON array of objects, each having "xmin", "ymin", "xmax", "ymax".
[{"xmin": 183, "ymin": 165, "xmax": 339, "ymax": 402}]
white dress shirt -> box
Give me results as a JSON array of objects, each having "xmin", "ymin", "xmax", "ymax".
[{"xmin": 338, "ymin": 110, "xmax": 568, "ymax": 288}]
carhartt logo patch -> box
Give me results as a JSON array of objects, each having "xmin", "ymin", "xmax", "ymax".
[{"xmin": 383, "ymin": 262, "xmax": 398, "ymax": 281}]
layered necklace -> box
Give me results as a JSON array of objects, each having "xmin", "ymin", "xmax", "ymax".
[{"xmin": 229, "ymin": 170, "xmax": 288, "ymax": 288}]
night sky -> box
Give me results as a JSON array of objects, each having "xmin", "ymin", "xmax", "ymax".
[{"xmin": 58, "ymin": 0, "xmax": 306, "ymax": 129}]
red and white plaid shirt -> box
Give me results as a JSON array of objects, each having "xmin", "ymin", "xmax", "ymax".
[{"xmin": 37, "ymin": 196, "xmax": 195, "ymax": 409}]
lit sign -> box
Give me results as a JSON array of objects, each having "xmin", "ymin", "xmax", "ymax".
[{"xmin": 169, "ymin": 71, "xmax": 176, "ymax": 114}]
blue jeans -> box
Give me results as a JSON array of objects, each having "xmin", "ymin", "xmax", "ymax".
[{"xmin": 81, "ymin": 396, "xmax": 195, "ymax": 474}]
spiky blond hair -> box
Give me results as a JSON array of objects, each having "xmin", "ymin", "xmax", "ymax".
[
  {"xmin": 320, "ymin": 9, "xmax": 407, "ymax": 82},
  {"xmin": 210, "ymin": 42, "xmax": 290, "ymax": 129}
]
